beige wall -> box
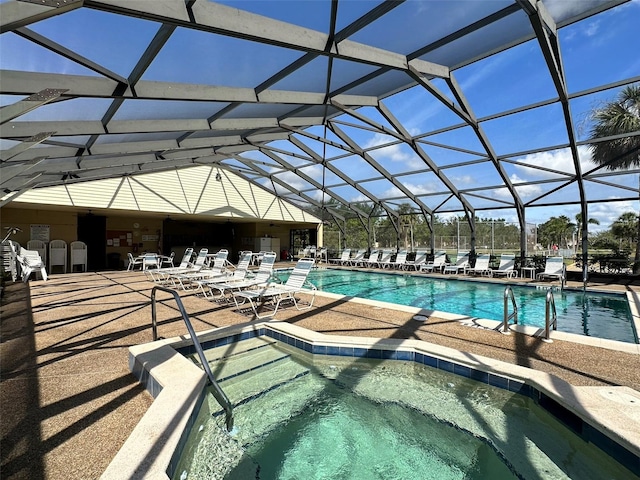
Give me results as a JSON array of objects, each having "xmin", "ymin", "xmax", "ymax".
[{"xmin": 0, "ymin": 207, "xmax": 76, "ymax": 246}]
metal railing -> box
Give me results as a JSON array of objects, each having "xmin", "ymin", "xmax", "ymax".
[
  {"xmin": 151, "ymin": 285, "xmax": 234, "ymax": 431},
  {"xmin": 544, "ymin": 288, "xmax": 558, "ymax": 342},
  {"xmin": 502, "ymin": 286, "xmax": 518, "ymax": 333}
]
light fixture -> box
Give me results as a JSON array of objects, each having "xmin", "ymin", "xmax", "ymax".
[{"xmin": 215, "ymin": 172, "xmax": 222, "ymax": 181}]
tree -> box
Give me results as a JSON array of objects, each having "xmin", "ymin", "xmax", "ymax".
[
  {"xmin": 574, "ymin": 213, "xmax": 599, "ymax": 253},
  {"xmin": 610, "ymin": 212, "xmax": 639, "ymax": 252},
  {"xmin": 588, "ymin": 84, "xmax": 640, "ymax": 273},
  {"xmin": 538, "ymin": 216, "xmax": 575, "ymax": 250}
]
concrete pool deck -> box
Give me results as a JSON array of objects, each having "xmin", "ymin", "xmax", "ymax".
[{"xmin": 1, "ymin": 265, "xmax": 640, "ymax": 479}]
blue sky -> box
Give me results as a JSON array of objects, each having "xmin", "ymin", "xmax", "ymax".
[{"xmin": 1, "ymin": 0, "xmax": 639, "ymax": 232}]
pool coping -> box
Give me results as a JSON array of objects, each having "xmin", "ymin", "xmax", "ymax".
[
  {"xmin": 101, "ymin": 320, "xmax": 640, "ymax": 479},
  {"xmin": 310, "ymin": 288, "xmax": 640, "ymax": 354}
]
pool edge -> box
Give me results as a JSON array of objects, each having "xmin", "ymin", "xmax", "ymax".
[{"xmin": 102, "ymin": 321, "xmax": 640, "ymax": 479}]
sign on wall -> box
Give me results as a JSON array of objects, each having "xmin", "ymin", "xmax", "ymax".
[{"xmin": 30, "ymin": 224, "xmax": 50, "ymax": 242}]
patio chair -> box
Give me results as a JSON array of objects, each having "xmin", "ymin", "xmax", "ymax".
[
  {"xmin": 199, "ymin": 252, "xmax": 277, "ymax": 301},
  {"xmin": 127, "ymin": 252, "xmax": 144, "ymax": 271},
  {"xmin": 491, "ymin": 253, "xmax": 517, "ymax": 278},
  {"xmin": 70, "ymin": 241, "xmax": 88, "ymax": 272},
  {"xmin": 404, "ymin": 248, "xmax": 428, "ymax": 271},
  {"xmin": 375, "ymin": 249, "xmax": 395, "ymax": 268},
  {"xmin": 420, "ymin": 251, "xmax": 447, "ymax": 273},
  {"xmin": 27, "ymin": 239, "xmax": 47, "ymax": 268},
  {"xmin": 467, "ymin": 253, "xmax": 492, "ymax": 276},
  {"xmin": 232, "ymin": 257, "xmax": 316, "ymax": 319},
  {"xmin": 536, "ymin": 256, "xmax": 565, "ymax": 282},
  {"xmin": 159, "ymin": 251, "xmax": 175, "ymax": 268},
  {"xmin": 49, "ymin": 239, "xmax": 67, "ymax": 273},
  {"xmin": 328, "ymin": 248, "xmax": 351, "ymax": 265},
  {"xmin": 14, "ymin": 244, "xmax": 48, "ymax": 282},
  {"xmin": 443, "ymin": 251, "xmax": 470, "ymax": 274},
  {"xmin": 142, "ymin": 253, "xmax": 160, "ymax": 271}
]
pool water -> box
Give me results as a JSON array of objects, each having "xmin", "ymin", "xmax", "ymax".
[
  {"xmin": 173, "ymin": 338, "xmax": 638, "ymax": 480},
  {"xmin": 278, "ymin": 268, "xmax": 636, "ymax": 343}
]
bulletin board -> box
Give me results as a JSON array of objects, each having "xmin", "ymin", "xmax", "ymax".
[{"xmin": 106, "ymin": 230, "xmax": 133, "ymax": 248}]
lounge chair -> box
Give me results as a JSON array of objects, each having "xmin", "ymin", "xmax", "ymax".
[
  {"xmin": 387, "ymin": 249, "xmax": 408, "ymax": 269},
  {"xmin": 536, "ymin": 256, "xmax": 565, "ymax": 282},
  {"xmin": 421, "ymin": 251, "xmax": 447, "ymax": 273},
  {"xmin": 404, "ymin": 248, "xmax": 428, "ymax": 271},
  {"xmin": 491, "ymin": 253, "xmax": 517, "ymax": 278},
  {"xmin": 199, "ymin": 252, "xmax": 277, "ymax": 300},
  {"xmin": 375, "ymin": 249, "xmax": 395, "ymax": 268},
  {"xmin": 467, "ymin": 253, "xmax": 492, "ymax": 276},
  {"xmin": 443, "ymin": 251, "xmax": 470, "ymax": 274},
  {"xmin": 232, "ymin": 257, "xmax": 317, "ymax": 319},
  {"xmin": 170, "ymin": 249, "xmax": 227, "ymax": 289},
  {"xmin": 145, "ymin": 247, "xmax": 194, "ymax": 280},
  {"xmin": 194, "ymin": 251, "xmax": 253, "ymax": 296},
  {"xmin": 328, "ymin": 248, "xmax": 351, "ymax": 265},
  {"xmin": 346, "ymin": 249, "xmax": 365, "ymax": 267},
  {"xmin": 356, "ymin": 250, "xmax": 379, "ymax": 268},
  {"xmin": 149, "ymin": 248, "xmax": 207, "ymax": 284}
]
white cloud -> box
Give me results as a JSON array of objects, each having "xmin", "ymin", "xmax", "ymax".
[
  {"xmin": 493, "ymin": 173, "xmax": 542, "ymax": 200},
  {"xmin": 364, "ymin": 133, "xmax": 424, "ymax": 169},
  {"xmin": 513, "ymin": 146, "xmax": 596, "ymax": 180}
]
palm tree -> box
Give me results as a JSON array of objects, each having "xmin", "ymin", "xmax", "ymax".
[
  {"xmin": 574, "ymin": 213, "xmax": 599, "ymax": 254},
  {"xmin": 588, "ymin": 84, "xmax": 640, "ymax": 273}
]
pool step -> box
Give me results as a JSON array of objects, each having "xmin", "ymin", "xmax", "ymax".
[{"xmin": 190, "ymin": 336, "xmax": 278, "ymax": 365}]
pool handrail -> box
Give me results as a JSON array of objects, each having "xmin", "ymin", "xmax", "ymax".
[
  {"xmin": 544, "ymin": 288, "xmax": 558, "ymax": 342},
  {"xmin": 502, "ymin": 286, "xmax": 518, "ymax": 333},
  {"xmin": 150, "ymin": 285, "xmax": 234, "ymax": 431}
]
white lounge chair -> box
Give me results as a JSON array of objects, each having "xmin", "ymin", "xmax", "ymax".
[
  {"xmin": 388, "ymin": 250, "xmax": 408, "ymax": 269},
  {"xmin": 199, "ymin": 252, "xmax": 277, "ymax": 300},
  {"xmin": 421, "ymin": 251, "xmax": 447, "ymax": 273},
  {"xmin": 146, "ymin": 248, "xmax": 194, "ymax": 279},
  {"xmin": 346, "ymin": 249, "xmax": 366, "ymax": 267},
  {"xmin": 404, "ymin": 248, "xmax": 428, "ymax": 271},
  {"xmin": 149, "ymin": 248, "xmax": 207, "ymax": 284},
  {"xmin": 443, "ymin": 251, "xmax": 470, "ymax": 274},
  {"xmin": 170, "ymin": 249, "xmax": 227, "ymax": 289},
  {"xmin": 194, "ymin": 251, "xmax": 253, "ymax": 296},
  {"xmin": 328, "ymin": 248, "xmax": 351, "ymax": 265},
  {"xmin": 537, "ymin": 256, "xmax": 565, "ymax": 282},
  {"xmin": 357, "ymin": 250, "xmax": 379, "ymax": 268},
  {"xmin": 491, "ymin": 253, "xmax": 517, "ymax": 278},
  {"xmin": 233, "ymin": 257, "xmax": 316, "ymax": 319},
  {"xmin": 375, "ymin": 249, "xmax": 395, "ymax": 268},
  {"xmin": 467, "ymin": 253, "xmax": 492, "ymax": 276}
]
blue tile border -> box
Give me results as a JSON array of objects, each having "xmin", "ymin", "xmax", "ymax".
[{"xmin": 174, "ymin": 327, "xmax": 639, "ymax": 476}]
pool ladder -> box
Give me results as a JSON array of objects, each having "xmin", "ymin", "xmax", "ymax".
[
  {"xmin": 502, "ymin": 286, "xmax": 558, "ymax": 342},
  {"xmin": 150, "ymin": 285, "xmax": 234, "ymax": 431},
  {"xmin": 501, "ymin": 286, "xmax": 518, "ymax": 333},
  {"xmin": 543, "ymin": 288, "xmax": 558, "ymax": 343}
]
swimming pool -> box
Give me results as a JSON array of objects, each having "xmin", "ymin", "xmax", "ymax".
[
  {"xmin": 275, "ymin": 268, "xmax": 637, "ymax": 344},
  {"xmin": 171, "ymin": 332, "xmax": 639, "ymax": 480}
]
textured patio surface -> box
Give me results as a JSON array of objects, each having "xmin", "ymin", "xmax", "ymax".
[{"xmin": 1, "ymin": 266, "xmax": 639, "ymax": 479}]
